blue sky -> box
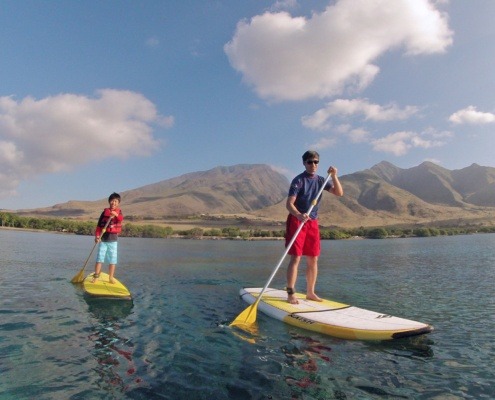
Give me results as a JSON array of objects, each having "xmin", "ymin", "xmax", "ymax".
[{"xmin": 1, "ymin": 0, "xmax": 494, "ymax": 209}]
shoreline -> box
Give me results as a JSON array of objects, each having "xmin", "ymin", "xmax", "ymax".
[
  {"xmin": 0, "ymin": 226, "xmax": 288, "ymax": 240},
  {"xmin": 5, "ymin": 225, "xmax": 493, "ymax": 242}
]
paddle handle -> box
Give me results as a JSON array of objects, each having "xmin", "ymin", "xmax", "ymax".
[{"xmin": 252, "ymin": 172, "xmax": 333, "ymax": 307}]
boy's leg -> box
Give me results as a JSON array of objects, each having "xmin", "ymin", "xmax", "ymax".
[
  {"xmin": 92, "ymin": 242, "xmax": 107, "ymax": 282},
  {"xmin": 91, "ymin": 262, "xmax": 102, "ymax": 282},
  {"xmin": 107, "ymin": 242, "xmax": 118, "ymax": 284},
  {"xmin": 108, "ymin": 264, "xmax": 116, "ymax": 284}
]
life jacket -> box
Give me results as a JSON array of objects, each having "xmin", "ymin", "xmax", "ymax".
[{"xmin": 97, "ymin": 208, "xmax": 123, "ymax": 235}]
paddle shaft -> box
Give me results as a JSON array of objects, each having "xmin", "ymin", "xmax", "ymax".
[
  {"xmin": 251, "ymin": 172, "xmax": 333, "ymax": 310},
  {"xmin": 76, "ymin": 216, "xmax": 113, "ymax": 276},
  {"xmin": 92, "ymin": 214, "xmax": 113, "ymax": 250}
]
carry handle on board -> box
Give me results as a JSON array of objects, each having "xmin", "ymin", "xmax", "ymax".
[{"xmin": 230, "ymin": 172, "xmax": 332, "ymax": 331}]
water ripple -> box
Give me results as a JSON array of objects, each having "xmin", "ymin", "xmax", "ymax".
[{"xmin": 0, "ymin": 232, "xmax": 494, "ymax": 398}]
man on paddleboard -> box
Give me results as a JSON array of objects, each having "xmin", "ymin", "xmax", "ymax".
[
  {"xmin": 285, "ymin": 151, "xmax": 343, "ymax": 304},
  {"xmin": 91, "ymin": 192, "xmax": 124, "ymax": 284}
]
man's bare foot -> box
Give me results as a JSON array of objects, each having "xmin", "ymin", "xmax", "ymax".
[
  {"xmin": 288, "ymin": 294, "xmax": 299, "ymax": 304},
  {"xmin": 91, "ymin": 274, "xmax": 99, "ymax": 283},
  {"xmin": 108, "ymin": 278, "xmax": 115, "ymax": 284},
  {"xmin": 306, "ymin": 294, "xmax": 323, "ymax": 302}
]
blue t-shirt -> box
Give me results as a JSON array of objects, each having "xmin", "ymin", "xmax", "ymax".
[{"xmin": 288, "ymin": 171, "xmax": 332, "ymax": 219}]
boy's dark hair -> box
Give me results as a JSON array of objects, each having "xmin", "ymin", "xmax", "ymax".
[
  {"xmin": 302, "ymin": 150, "xmax": 320, "ymax": 162},
  {"xmin": 108, "ymin": 192, "xmax": 121, "ymax": 202}
]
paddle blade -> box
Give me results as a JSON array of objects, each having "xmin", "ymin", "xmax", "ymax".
[
  {"xmin": 230, "ymin": 303, "xmax": 258, "ymax": 331},
  {"xmin": 71, "ymin": 269, "xmax": 85, "ymax": 284}
]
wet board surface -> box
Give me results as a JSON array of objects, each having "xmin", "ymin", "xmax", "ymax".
[
  {"xmin": 240, "ymin": 288, "xmax": 433, "ymax": 340},
  {"xmin": 83, "ymin": 272, "xmax": 132, "ymax": 300}
]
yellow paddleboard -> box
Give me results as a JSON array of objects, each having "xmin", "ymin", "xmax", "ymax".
[
  {"xmin": 83, "ymin": 272, "xmax": 132, "ymax": 300},
  {"xmin": 240, "ymin": 288, "xmax": 433, "ymax": 341}
]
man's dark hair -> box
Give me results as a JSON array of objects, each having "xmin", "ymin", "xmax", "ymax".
[{"xmin": 302, "ymin": 150, "xmax": 320, "ymax": 162}]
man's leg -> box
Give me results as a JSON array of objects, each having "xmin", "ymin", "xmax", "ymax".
[
  {"xmin": 306, "ymin": 256, "xmax": 322, "ymax": 301},
  {"xmin": 287, "ymin": 255, "xmax": 301, "ymax": 304}
]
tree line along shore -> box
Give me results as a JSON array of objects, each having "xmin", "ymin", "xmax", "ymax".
[{"xmin": 1, "ymin": 211, "xmax": 495, "ymax": 240}]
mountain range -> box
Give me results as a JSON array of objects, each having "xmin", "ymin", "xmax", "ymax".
[{"xmin": 12, "ymin": 161, "xmax": 495, "ymax": 229}]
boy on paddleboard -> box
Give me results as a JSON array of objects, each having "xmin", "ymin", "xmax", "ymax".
[
  {"xmin": 285, "ymin": 150, "xmax": 343, "ymax": 304},
  {"xmin": 91, "ymin": 192, "xmax": 124, "ymax": 284}
]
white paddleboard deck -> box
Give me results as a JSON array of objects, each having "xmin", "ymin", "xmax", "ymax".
[{"xmin": 240, "ymin": 288, "xmax": 433, "ymax": 340}]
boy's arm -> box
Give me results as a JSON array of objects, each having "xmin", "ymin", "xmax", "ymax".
[
  {"xmin": 110, "ymin": 209, "xmax": 123, "ymax": 222},
  {"xmin": 95, "ymin": 212, "xmax": 105, "ymax": 238}
]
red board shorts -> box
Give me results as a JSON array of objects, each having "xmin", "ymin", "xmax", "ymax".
[{"xmin": 285, "ymin": 214, "xmax": 320, "ymax": 257}]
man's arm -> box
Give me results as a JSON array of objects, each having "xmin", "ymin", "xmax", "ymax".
[
  {"xmin": 328, "ymin": 166, "xmax": 343, "ymax": 197},
  {"xmin": 286, "ymin": 196, "xmax": 308, "ymax": 222}
]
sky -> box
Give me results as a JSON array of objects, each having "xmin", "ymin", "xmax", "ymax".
[{"xmin": 1, "ymin": 0, "xmax": 494, "ymax": 210}]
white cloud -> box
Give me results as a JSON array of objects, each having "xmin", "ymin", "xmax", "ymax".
[
  {"xmin": 371, "ymin": 128, "xmax": 450, "ymax": 156},
  {"xmin": 335, "ymin": 124, "xmax": 352, "ymax": 134},
  {"xmin": 225, "ymin": 0, "xmax": 452, "ymax": 102},
  {"xmin": 301, "ymin": 107, "xmax": 333, "ymax": 131},
  {"xmin": 308, "ymin": 136, "xmax": 337, "ymax": 150},
  {"xmin": 371, "ymin": 131, "xmax": 415, "ymax": 156},
  {"xmin": 424, "ymin": 158, "xmax": 442, "ymax": 165},
  {"xmin": 410, "ymin": 135, "xmax": 439, "ymax": 149},
  {"xmin": 302, "ymin": 98, "xmax": 418, "ymax": 131},
  {"xmin": 304, "ymin": 124, "xmax": 368, "ymax": 155},
  {"xmin": 0, "ymin": 89, "xmax": 172, "ymax": 198},
  {"xmin": 270, "ymin": 0, "xmax": 298, "ymax": 12},
  {"xmin": 449, "ymin": 106, "xmax": 495, "ymax": 125},
  {"xmin": 421, "ymin": 126, "xmax": 453, "ymax": 139},
  {"xmin": 347, "ymin": 127, "xmax": 370, "ymax": 143}
]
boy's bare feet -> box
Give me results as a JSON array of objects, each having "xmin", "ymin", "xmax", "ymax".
[
  {"xmin": 108, "ymin": 277, "xmax": 115, "ymax": 284},
  {"xmin": 91, "ymin": 274, "xmax": 99, "ymax": 283}
]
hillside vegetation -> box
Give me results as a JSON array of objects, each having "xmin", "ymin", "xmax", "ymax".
[{"xmin": 7, "ymin": 161, "xmax": 495, "ymax": 230}]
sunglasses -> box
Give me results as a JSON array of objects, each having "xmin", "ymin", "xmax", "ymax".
[{"xmin": 306, "ymin": 160, "xmax": 319, "ymax": 165}]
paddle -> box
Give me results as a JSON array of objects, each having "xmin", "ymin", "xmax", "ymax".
[
  {"xmin": 70, "ymin": 216, "xmax": 113, "ymax": 284},
  {"xmin": 230, "ymin": 172, "xmax": 333, "ymax": 331}
]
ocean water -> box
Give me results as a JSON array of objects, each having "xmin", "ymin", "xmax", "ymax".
[{"xmin": 0, "ymin": 229, "xmax": 494, "ymax": 399}]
